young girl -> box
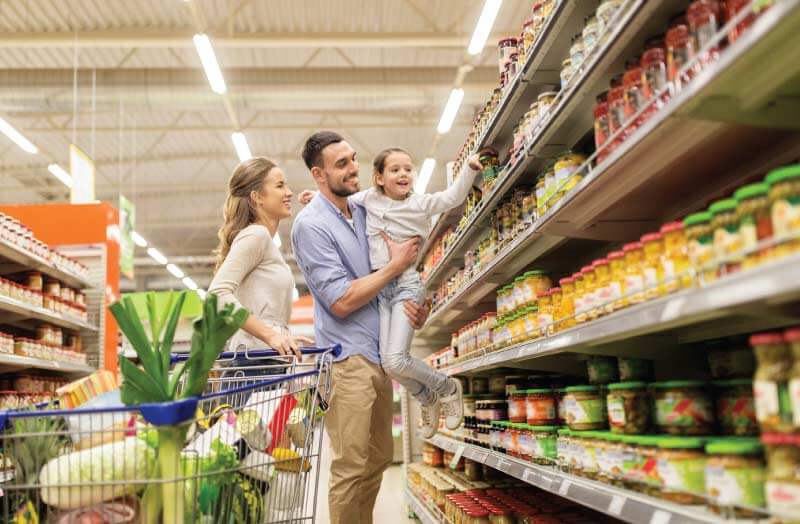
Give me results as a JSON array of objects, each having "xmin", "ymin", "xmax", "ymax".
[{"xmin": 299, "ymin": 147, "xmax": 485, "ymax": 437}]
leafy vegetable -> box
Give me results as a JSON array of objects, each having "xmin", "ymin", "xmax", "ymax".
[{"xmin": 109, "ymin": 291, "xmax": 248, "ymax": 524}]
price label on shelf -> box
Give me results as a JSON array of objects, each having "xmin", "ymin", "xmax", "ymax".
[
  {"xmin": 650, "ymin": 510, "xmax": 672, "ymax": 524},
  {"xmin": 496, "ymin": 457, "xmax": 510, "ymax": 471},
  {"xmin": 522, "ymin": 468, "xmax": 536, "ymax": 484},
  {"xmin": 473, "ymin": 450, "xmax": 488, "ymax": 463},
  {"xmin": 608, "ymin": 495, "xmax": 626, "ymax": 515},
  {"xmin": 450, "ymin": 446, "xmax": 465, "ymax": 470},
  {"xmin": 558, "ymin": 480, "xmax": 571, "ymax": 496}
]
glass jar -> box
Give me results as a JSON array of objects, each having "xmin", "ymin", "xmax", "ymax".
[
  {"xmin": 583, "ymin": 16, "xmax": 599, "ymax": 54},
  {"xmin": 522, "ymin": 306, "xmax": 540, "ymax": 340},
  {"xmin": 560, "ymin": 57, "xmax": 573, "ymax": 89},
  {"xmin": 464, "ymin": 458, "xmax": 483, "ymax": 481},
  {"xmin": 607, "ymin": 381, "xmax": 651, "ymax": 434},
  {"xmin": 558, "ymin": 276, "xmax": 575, "ymax": 329},
  {"xmin": 498, "ymin": 37, "xmax": 518, "ymax": 74},
  {"xmin": 597, "ymin": 0, "xmax": 624, "ymax": 43},
  {"xmin": 570, "ymin": 36, "xmax": 585, "ymax": 70},
  {"xmin": 765, "ymin": 164, "xmax": 800, "ymax": 257},
  {"xmin": 705, "ymin": 439, "xmax": 766, "ymax": 518},
  {"xmin": 725, "ymin": 0, "xmax": 758, "ymax": 45},
  {"xmin": 752, "ymin": 332, "xmax": 793, "ymax": 432},
  {"xmin": 607, "ymin": 84, "xmax": 626, "ymax": 144},
  {"xmin": 607, "ymin": 250, "xmax": 625, "ymax": 312},
  {"xmin": 687, "ymin": 0, "xmax": 722, "ymax": 67},
  {"xmin": 535, "ymin": 175, "xmax": 546, "ymax": 218},
  {"xmin": 423, "ymin": 442, "xmax": 444, "ymax": 467},
  {"xmin": 762, "ymin": 432, "xmax": 800, "ymax": 520},
  {"xmin": 471, "ymin": 376, "xmax": 489, "ymax": 395},
  {"xmin": 537, "ymin": 291, "xmax": 553, "ymax": 335},
  {"xmin": 707, "ymin": 340, "xmax": 756, "ymax": 379},
  {"xmin": 511, "ymin": 276, "xmax": 526, "ymax": 312},
  {"xmin": 660, "ymin": 221, "xmax": 690, "ymax": 292},
  {"xmin": 525, "ymin": 388, "xmax": 556, "ymax": 426},
  {"xmin": 623, "ymin": 241, "xmax": 645, "ymax": 305},
  {"xmin": 523, "ymin": 271, "xmax": 551, "ymax": 303},
  {"xmin": 656, "ymin": 437, "xmax": 707, "ymax": 504},
  {"xmin": 508, "ymin": 390, "xmax": 527, "ymax": 423},
  {"xmin": 735, "ymin": 183, "xmax": 772, "ymax": 269},
  {"xmin": 641, "ymin": 46, "xmax": 668, "ymax": 117},
  {"xmin": 623, "ymin": 64, "xmax": 644, "ymax": 129},
  {"xmin": 710, "ymin": 198, "xmax": 742, "ymax": 276},
  {"xmin": 592, "ymin": 258, "xmax": 611, "ymax": 317},
  {"xmin": 587, "ymin": 355, "xmax": 618, "ymax": 385},
  {"xmin": 713, "ymin": 379, "xmax": 757, "ymax": 436},
  {"xmin": 572, "ymin": 271, "xmax": 585, "ymax": 323},
  {"xmin": 640, "ymin": 232, "xmax": 664, "ymax": 300},
  {"xmin": 537, "ymin": 91, "xmax": 558, "ymax": 120},
  {"xmin": 594, "ymin": 91, "xmax": 610, "ymax": 154},
  {"xmin": 530, "ymin": 425, "xmax": 559, "ymax": 466},
  {"xmin": 554, "ymin": 151, "xmax": 586, "ymax": 198},
  {"xmin": 666, "ymin": 24, "xmax": 692, "ymax": 90},
  {"xmin": 618, "ymin": 357, "xmax": 653, "ymax": 382},
  {"xmin": 685, "ymin": 211, "xmax": 715, "ymax": 284},
  {"xmin": 563, "ymin": 385, "xmax": 607, "ymax": 431},
  {"xmin": 489, "ymin": 375, "xmax": 506, "ymax": 396},
  {"xmin": 542, "ymin": 163, "xmax": 557, "ymax": 210},
  {"xmin": 580, "ymin": 265, "xmax": 596, "ymax": 323},
  {"xmin": 652, "ymin": 380, "xmax": 714, "ymax": 435}
]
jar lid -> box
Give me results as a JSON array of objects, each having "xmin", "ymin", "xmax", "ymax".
[
  {"xmin": 529, "ymin": 425, "xmax": 558, "ymax": 432},
  {"xmin": 559, "ymin": 276, "xmax": 575, "ymax": 285},
  {"xmin": 734, "ymin": 183, "xmax": 769, "ymax": 201},
  {"xmin": 524, "ymin": 270, "xmax": 548, "ymax": 277},
  {"xmin": 592, "ymin": 258, "xmax": 609, "ymax": 266},
  {"xmin": 711, "ymin": 378, "xmax": 753, "ymax": 387},
  {"xmin": 765, "ymin": 163, "xmax": 800, "ymax": 186},
  {"xmin": 634, "ymin": 435, "xmax": 662, "ymax": 447},
  {"xmin": 761, "ymin": 433, "xmax": 800, "ymax": 446},
  {"xmin": 608, "ymin": 250, "xmax": 625, "ymax": 260},
  {"xmin": 785, "ymin": 328, "xmax": 800, "ymax": 343},
  {"xmin": 514, "ymin": 276, "xmax": 525, "ymax": 282},
  {"xmin": 750, "ymin": 332, "xmax": 785, "ymax": 346},
  {"xmin": 659, "ymin": 221, "xmax": 684, "ymax": 234},
  {"xmin": 499, "ymin": 37, "xmax": 519, "ymax": 46},
  {"xmin": 538, "ymin": 91, "xmax": 558, "ymax": 99},
  {"xmin": 581, "ymin": 265, "xmax": 594, "ymax": 274},
  {"xmin": 708, "ymin": 198, "xmax": 737, "ymax": 215},
  {"xmin": 551, "ymin": 287, "xmax": 562, "ymax": 293},
  {"xmin": 558, "ymin": 427, "xmax": 571, "ymax": 436},
  {"xmin": 565, "ymin": 385, "xmax": 599, "ymax": 392},
  {"xmin": 572, "ymin": 271, "xmax": 583, "ymax": 279},
  {"xmin": 526, "ymin": 388, "xmax": 553, "ymax": 394},
  {"xmin": 683, "ymin": 211, "xmax": 713, "ymax": 226},
  {"xmin": 651, "ymin": 380, "xmax": 705, "ymax": 388},
  {"xmin": 623, "ymin": 242, "xmax": 643, "ymax": 251},
  {"xmin": 706, "ymin": 438, "xmax": 763, "ymax": 455},
  {"xmin": 641, "ymin": 232, "xmax": 662, "ymax": 243},
  {"xmin": 658, "ymin": 436, "xmax": 706, "ymax": 449},
  {"xmin": 607, "ymin": 381, "xmax": 647, "ymax": 390},
  {"xmin": 537, "ymin": 290, "xmax": 551, "ymax": 298}
]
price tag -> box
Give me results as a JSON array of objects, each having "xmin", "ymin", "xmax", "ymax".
[
  {"xmin": 496, "ymin": 457, "xmax": 510, "ymax": 471},
  {"xmin": 608, "ymin": 495, "xmax": 626, "ymax": 515},
  {"xmin": 558, "ymin": 480, "xmax": 571, "ymax": 496},
  {"xmin": 649, "ymin": 510, "xmax": 671, "ymax": 524},
  {"xmin": 522, "ymin": 469, "xmax": 536, "ymax": 484},
  {"xmin": 450, "ymin": 445, "xmax": 465, "ymax": 470},
  {"xmin": 473, "ymin": 450, "xmax": 488, "ymax": 463}
]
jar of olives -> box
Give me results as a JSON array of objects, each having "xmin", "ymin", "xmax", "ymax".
[
  {"xmin": 685, "ymin": 211, "xmax": 714, "ymax": 285},
  {"xmin": 735, "ymin": 183, "xmax": 773, "ymax": 269},
  {"xmin": 710, "ymin": 198, "xmax": 742, "ymax": 276},
  {"xmin": 607, "ymin": 381, "xmax": 651, "ymax": 434}
]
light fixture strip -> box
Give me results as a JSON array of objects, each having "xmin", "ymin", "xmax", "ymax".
[
  {"xmin": 0, "ymin": 117, "xmax": 38, "ymax": 154},
  {"xmin": 468, "ymin": 0, "xmax": 503, "ymax": 55},
  {"xmin": 414, "ymin": 158, "xmax": 437, "ymax": 194},
  {"xmin": 437, "ymin": 88, "xmax": 465, "ymax": 135},
  {"xmin": 193, "ymin": 33, "xmax": 227, "ymax": 94},
  {"xmin": 47, "ymin": 163, "xmax": 73, "ymax": 188},
  {"xmin": 231, "ymin": 131, "xmax": 252, "ymax": 162},
  {"xmin": 147, "ymin": 247, "xmax": 168, "ymax": 265}
]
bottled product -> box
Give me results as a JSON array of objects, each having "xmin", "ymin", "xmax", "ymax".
[
  {"xmin": 710, "ymin": 198, "xmax": 742, "ymax": 276},
  {"xmin": 707, "ymin": 340, "xmax": 756, "ymax": 379},
  {"xmin": 529, "ymin": 425, "xmax": 558, "ymax": 465},
  {"xmin": 641, "ymin": 46, "xmax": 668, "ymax": 117},
  {"xmin": 563, "ymin": 386, "xmax": 607, "ymax": 430},
  {"xmin": 762, "ymin": 432, "xmax": 800, "ymax": 520},
  {"xmin": 580, "ymin": 265, "xmax": 596, "ymax": 323},
  {"xmin": 525, "ymin": 389, "xmax": 556, "ymax": 426},
  {"xmin": 423, "ymin": 443, "xmax": 444, "ymax": 467},
  {"xmin": 523, "ymin": 271, "xmax": 551, "ymax": 302},
  {"xmin": 725, "ymin": 0, "xmax": 758, "ymax": 44},
  {"xmin": 597, "ymin": 0, "xmax": 624, "ymax": 45},
  {"xmin": 508, "ymin": 390, "xmax": 527, "ymax": 423},
  {"xmin": 607, "ymin": 382, "xmax": 651, "ymax": 434},
  {"xmin": 593, "ymin": 92, "xmax": 610, "ymax": 153},
  {"xmin": 622, "ymin": 242, "xmax": 645, "ymax": 305},
  {"xmin": 498, "ymin": 38, "xmax": 518, "ymax": 74},
  {"xmin": 734, "ymin": 183, "xmax": 773, "ymax": 269},
  {"xmin": 653, "ymin": 380, "xmax": 714, "ymax": 435},
  {"xmin": 640, "ymin": 232, "xmax": 664, "ymax": 300},
  {"xmin": 666, "ymin": 24, "xmax": 692, "ymax": 90},
  {"xmin": 766, "ymin": 164, "xmax": 800, "ymax": 256},
  {"xmin": 583, "ymin": 16, "xmax": 599, "ymax": 54},
  {"xmin": 660, "ymin": 221, "xmax": 690, "ymax": 292},
  {"xmin": 560, "ymin": 58, "xmax": 573, "ymax": 89},
  {"xmin": 618, "ymin": 357, "xmax": 653, "ymax": 381},
  {"xmin": 685, "ymin": 211, "xmax": 714, "ymax": 284},
  {"xmin": 592, "ymin": 258, "xmax": 611, "ymax": 316},
  {"xmin": 549, "ymin": 288, "xmax": 562, "ymax": 332},
  {"xmin": 489, "ymin": 375, "xmax": 506, "ymax": 395},
  {"xmin": 537, "ymin": 291, "xmax": 554, "ymax": 334},
  {"xmin": 751, "ymin": 332, "xmax": 793, "ymax": 432},
  {"xmin": 687, "ymin": 0, "xmax": 722, "ymax": 67},
  {"xmin": 713, "ymin": 379, "xmax": 757, "ymax": 436},
  {"xmin": 570, "ymin": 35, "xmax": 585, "ymax": 70},
  {"xmin": 607, "ymin": 250, "xmax": 625, "ymax": 312},
  {"xmin": 655, "ymin": 437, "xmax": 707, "ymax": 504},
  {"xmin": 586, "ymin": 356, "xmax": 618, "ymax": 385},
  {"xmin": 554, "ymin": 151, "xmax": 586, "ymax": 198},
  {"xmin": 471, "ymin": 377, "xmax": 489, "ymax": 395},
  {"xmin": 705, "ymin": 439, "xmax": 766, "ymax": 518},
  {"xmin": 623, "ymin": 63, "xmax": 644, "ymax": 128},
  {"xmin": 573, "ymin": 271, "xmax": 586, "ymax": 324},
  {"xmin": 787, "ymin": 328, "xmax": 800, "ymax": 429},
  {"xmin": 607, "ymin": 83, "xmax": 626, "ymax": 146}
]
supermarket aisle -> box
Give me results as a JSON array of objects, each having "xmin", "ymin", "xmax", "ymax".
[{"xmin": 315, "ymin": 431, "xmax": 414, "ymax": 523}]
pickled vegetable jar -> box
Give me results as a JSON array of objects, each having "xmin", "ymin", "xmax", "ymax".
[
  {"xmin": 511, "ymin": 276, "xmax": 526, "ymax": 311},
  {"xmin": 766, "ymin": 163, "xmax": 800, "ymax": 256},
  {"xmin": 710, "ymin": 198, "xmax": 742, "ymax": 276},
  {"xmin": 549, "ymin": 287, "xmax": 562, "ymax": 331},
  {"xmin": 537, "ymin": 291, "xmax": 554, "ymax": 335},
  {"xmin": 656, "ymin": 437, "xmax": 707, "ymax": 504},
  {"xmin": 660, "ymin": 221, "xmax": 690, "ymax": 292},
  {"xmin": 523, "ymin": 306, "xmax": 540, "ymax": 340},
  {"xmin": 685, "ymin": 211, "xmax": 714, "ymax": 284},
  {"xmin": 558, "ymin": 276, "xmax": 576, "ymax": 329},
  {"xmin": 705, "ymin": 438, "xmax": 766, "ymax": 518},
  {"xmin": 666, "ymin": 24, "xmax": 692, "ymax": 90},
  {"xmin": 560, "ymin": 57, "xmax": 573, "ymax": 89},
  {"xmin": 587, "ymin": 355, "xmax": 618, "ymax": 385},
  {"xmin": 607, "ymin": 84, "xmax": 626, "ymax": 144},
  {"xmin": 623, "ymin": 64, "xmax": 644, "ymax": 127},
  {"xmin": 687, "ymin": 0, "xmax": 722, "ymax": 66},
  {"xmin": 608, "ymin": 250, "xmax": 625, "ymax": 312},
  {"xmin": 762, "ymin": 432, "xmax": 800, "ymax": 521},
  {"xmin": 597, "ymin": 0, "xmax": 624, "ymax": 43},
  {"xmin": 640, "ymin": 232, "xmax": 664, "ymax": 300},
  {"xmin": 530, "ymin": 425, "xmax": 558, "ymax": 465},
  {"xmin": 653, "ymin": 380, "xmax": 714, "ymax": 435},
  {"xmin": 554, "ymin": 151, "xmax": 586, "ymax": 197},
  {"xmin": 725, "ymin": 0, "xmax": 758, "ymax": 44},
  {"xmin": 751, "ymin": 331, "xmax": 793, "ymax": 432},
  {"xmin": 641, "ymin": 46, "xmax": 668, "ymax": 116},
  {"xmin": 573, "ymin": 271, "xmax": 586, "ymax": 324},
  {"xmin": 583, "ymin": 16, "xmax": 599, "ymax": 54},
  {"xmin": 607, "ymin": 381, "xmax": 651, "ymax": 434},
  {"xmin": 523, "ymin": 271, "xmax": 551, "ymax": 301},
  {"xmin": 526, "ymin": 388, "xmax": 556, "ymax": 426},
  {"xmin": 579, "ymin": 265, "xmax": 596, "ymax": 323},
  {"xmin": 564, "ymin": 386, "xmax": 607, "ymax": 430},
  {"xmin": 735, "ymin": 182, "xmax": 772, "ymax": 269},
  {"xmin": 508, "ymin": 390, "xmax": 527, "ymax": 423},
  {"xmin": 497, "ymin": 37, "xmax": 518, "ymax": 74},
  {"xmin": 623, "ymin": 242, "xmax": 645, "ymax": 305},
  {"xmin": 570, "ymin": 37, "xmax": 585, "ymax": 70},
  {"xmin": 713, "ymin": 379, "xmax": 757, "ymax": 436}
]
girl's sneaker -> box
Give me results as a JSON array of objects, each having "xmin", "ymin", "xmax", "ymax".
[
  {"xmin": 441, "ymin": 379, "xmax": 464, "ymax": 430},
  {"xmin": 419, "ymin": 401, "xmax": 440, "ymax": 438}
]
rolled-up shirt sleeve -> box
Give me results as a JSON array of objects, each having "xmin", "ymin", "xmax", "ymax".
[{"xmin": 291, "ymin": 220, "xmax": 352, "ymax": 311}]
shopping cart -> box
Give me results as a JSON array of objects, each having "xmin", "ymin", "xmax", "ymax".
[{"xmin": 0, "ymin": 345, "xmax": 339, "ymax": 524}]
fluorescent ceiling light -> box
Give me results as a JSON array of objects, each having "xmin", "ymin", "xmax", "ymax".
[
  {"xmin": 415, "ymin": 158, "xmax": 436, "ymax": 194},
  {"xmin": 468, "ymin": 0, "xmax": 503, "ymax": 55},
  {"xmin": 131, "ymin": 231, "xmax": 148, "ymax": 248},
  {"xmin": 47, "ymin": 163, "xmax": 73, "ymax": 188},
  {"xmin": 437, "ymin": 88, "xmax": 464, "ymax": 134},
  {"xmin": 196, "ymin": 289, "xmax": 207, "ymax": 299},
  {"xmin": 273, "ymin": 233, "xmax": 282, "ymax": 249},
  {"xmin": 147, "ymin": 247, "xmax": 168, "ymax": 265},
  {"xmin": 193, "ymin": 33, "xmax": 227, "ymax": 94},
  {"xmin": 0, "ymin": 117, "xmax": 38, "ymax": 154},
  {"xmin": 231, "ymin": 131, "xmax": 252, "ymax": 162},
  {"xmin": 182, "ymin": 276, "xmax": 198, "ymax": 290},
  {"xmin": 166, "ymin": 263, "xmax": 185, "ymax": 279}
]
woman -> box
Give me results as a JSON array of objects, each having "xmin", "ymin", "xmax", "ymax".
[{"xmin": 209, "ymin": 157, "xmax": 313, "ymax": 360}]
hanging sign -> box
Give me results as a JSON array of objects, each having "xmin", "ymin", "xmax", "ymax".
[
  {"xmin": 70, "ymin": 144, "xmax": 95, "ymax": 203},
  {"xmin": 119, "ymin": 195, "xmax": 135, "ymax": 279}
]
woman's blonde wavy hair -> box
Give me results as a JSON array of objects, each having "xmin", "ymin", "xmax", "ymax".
[{"xmin": 215, "ymin": 157, "xmax": 277, "ymax": 271}]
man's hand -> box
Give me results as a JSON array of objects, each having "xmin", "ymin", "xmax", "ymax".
[
  {"xmin": 404, "ymin": 298, "xmax": 430, "ymax": 330},
  {"xmin": 381, "ymin": 232, "xmax": 420, "ymax": 274},
  {"xmin": 298, "ymin": 189, "xmax": 316, "ymax": 205}
]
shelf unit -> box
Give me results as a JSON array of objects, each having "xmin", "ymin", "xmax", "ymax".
[
  {"xmin": 428, "ymin": 434, "xmax": 727, "ymax": 524},
  {"xmin": 0, "ymin": 353, "xmax": 94, "ymax": 375},
  {"xmin": 0, "ymin": 238, "xmax": 92, "ymax": 290},
  {"xmin": 405, "ymin": 487, "xmax": 447, "ymax": 524},
  {"xmin": 0, "ymin": 294, "xmax": 97, "ymax": 333}
]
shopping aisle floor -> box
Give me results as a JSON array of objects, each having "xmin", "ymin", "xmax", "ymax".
[{"xmin": 315, "ymin": 432, "xmax": 416, "ymax": 523}]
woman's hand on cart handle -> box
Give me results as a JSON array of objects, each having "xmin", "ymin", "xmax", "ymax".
[{"xmin": 261, "ymin": 329, "xmax": 303, "ymax": 361}]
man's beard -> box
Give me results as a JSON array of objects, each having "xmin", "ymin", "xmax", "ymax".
[{"xmin": 329, "ymin": 175, "xmax": 359, "ymax": 197}]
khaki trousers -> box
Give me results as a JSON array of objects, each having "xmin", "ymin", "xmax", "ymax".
[{"xmin": 326, "ymin": 355, "xmax": 394, "ymax": 524}]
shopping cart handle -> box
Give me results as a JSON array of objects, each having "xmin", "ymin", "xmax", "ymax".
[{"xmin": 169, "ymin": 344, "xmax": 341, "ymax": 363}]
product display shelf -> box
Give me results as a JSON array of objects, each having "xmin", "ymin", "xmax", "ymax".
[
  {"xmin": 0, "ymin": 352, "xmax": 94, "ymax": 375},
  {"xmin": 0, "ymin": 238, "xmax": 92, "ymax": 290},
  {"xmin": 420, "ymin": 0, "xmax": 800, "ymax": 335},
  {"xmin": 405, "ymin": 486, "xmax": 449, "ymax": 524},
  {"xmin": 442, "ymin": 252, "xmax": 800, "ymax": 377},
  {"xmin": 427, "ymin": 434, "xmax": 727, "ymax": 524},
  {"xmin": 0, "ymin": 293, "xmax": 97, "ymax": 332}
]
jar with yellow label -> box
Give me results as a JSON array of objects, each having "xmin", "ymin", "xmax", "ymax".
[
  {"xmin": 558, "ymin": 276, "xmax": 575, "ymax": 330},
  {"xmin": 608, "ymin": 250, "xmax": 625, "ymax": 312},
  {"xmin": 542, "ymin": 161, "xmax": 557, "ymax": 211},
  {"xmin": 550, "ymin": 287, "xmax": 562, "ymax": 331},
  {"xmin": 512, "ymin": 276, "xmax": 526, "ymax": 313},
  {"xmin": 537, "ymin": 291, "xmax": 554, "ymax": 335},
  {"xmin": 554, "ymin": 151, "xmax": 587, "ymax": 200},
  {"xmin": 710, "ymin": 198, "xmax": 742, "ymax": 277},
  {"xmin": 573, "ymin": 271, "xmax": 586, "ymax": 324},
  {"xmin": 580, "ymin": 265, "xmax": 596, "ymax": 323},
  {"xmin": 592, "ymin": 258, "xmax": 611, "ymax": 316},
  {"xmin": 623, "ymin": 242, "xmax": 645, "ymax": 305},
  {"xmin": 535, "ymin": 175, "xmax": 546, "ymax": 217},
  {"xmin": 640, "ymin": 232, "xmax": 664, "ymax": 301},
  {"xmin": 685, "ymin": 211, "xmax": 715, "ymax": 285},
  {"xmin": 523, "ymin": 271, "xmax": 551, "ymax": 305},
  {"xmin": 735, "ymin": 182, "xmax": 773, "ymax": 269},
  {"xmin": 660, "ymin": 221, "xmax": 690, "ymax": 292},
  {"xmin": 765, "ymin": 164, "xmax": 800, "ymax": 257},
  {"xmin": 537, "ymin": 91, "xmax": 558, "ymax": 120},
  {"xmin": 524, "ymin": 306, "xmax": 541, "ymax": 340}
]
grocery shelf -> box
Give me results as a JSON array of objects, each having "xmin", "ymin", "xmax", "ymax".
[
  {"xmin": 428, "ymin": 434, "xmax": 727, "ymax": 524},
  {"xmin": 0, "ymin": 352, "xmax": 94, "ymax": 375},
  {"xmin": 405, "ymin": 487, "xmax": 447, "ymax": 524},
  {"xmin": 0, "ymin": 294, "xmax": 97, "ymax": 332},
  {"xmin": 0, "ymin": 238, "xmax": 92, "ymax": 289},
  {"xmin": 442, "ymin": 253, "xmax": 800, "ymax": 376}
]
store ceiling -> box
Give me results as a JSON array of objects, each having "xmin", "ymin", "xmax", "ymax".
[{"xmin": 0, "ymin": 0, "xmax": 530, "ymax": 291}]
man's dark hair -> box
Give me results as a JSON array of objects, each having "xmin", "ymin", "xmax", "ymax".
[{"xmin": 302, "ymin": 131, "xmax": 345, "ymax": 170}]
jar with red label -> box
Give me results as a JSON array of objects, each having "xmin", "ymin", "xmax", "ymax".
[
  {"xmin": 498, "ymin": 37, "xmax": 519, "ymax": 74},
  {"xmin": 725, "ymin": 0, "xmax": 757, "ymax": 44},
  {"xmin": 593, "ymin": 91, "xmax": 610, "ymax": 155},
  {"xmin": 713, "ymin": 379, "xmax": 757, "ymax": 436},
  {"xmin": 508, "ymin": 390, "xmax": 527, "ymax": 423},
  {"xmin": 607, "ymin": 82, "xmax": 626, "ymax": 149},
  {"xmin": 687, "ymin": 0, "xmax": 722, "ymax": 69},
  {"xmin": 640, "ymin": 46, "xmax": 668, "ymax": 118},
  {"xmin": 526, "ymin": 388, "xmax": 557, "ymax": 425},
  {"xmin": 623, "ymin": 63, "xmax": 644, "ymax": 132},
  {"xmin": 666, "ymin": 24, "xmax": 692, "ymax": 91}
]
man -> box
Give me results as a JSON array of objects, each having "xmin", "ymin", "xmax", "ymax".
[{"xmin": 291, "ymin": 131, "xmax": 428, "ymax": 524}]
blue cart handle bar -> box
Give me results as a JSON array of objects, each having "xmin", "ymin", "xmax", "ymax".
[{"xmin": 169, "ymin": 344, "xmax": 342, "ymax": 364}]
